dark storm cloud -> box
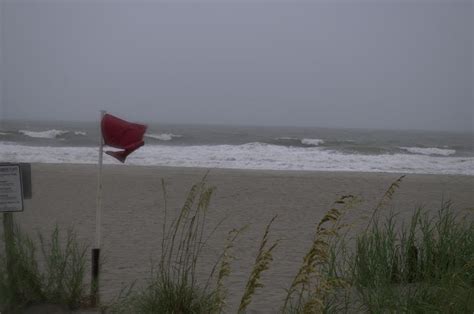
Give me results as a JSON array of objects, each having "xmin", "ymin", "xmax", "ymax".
[{"xmin": 0, "ymin": 0, "xmax": 472, "ymax": 131}]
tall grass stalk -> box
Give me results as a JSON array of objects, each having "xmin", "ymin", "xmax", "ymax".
[
  {"xmin": 282, "ymin": 195, "xmax": 356, "ymax": 313},
  {"xmin": 112, "ymin": 177, "xmax": 235, "ymax": 314},
  {"xmin": 238, "ymin": 215, "xmax": 278, "ymax": 313},
  {"xmin": 209, "ymin": 227, "xmax": 246, "ymax": 313},
  {"xmin": 365, "ymin": 175, "xmax": 405, "ymax": 232}
]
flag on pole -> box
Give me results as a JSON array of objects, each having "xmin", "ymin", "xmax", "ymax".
[
  {"xmin": 92, "ymin": 111, "xmax": 148, "ymax": 305},
  {"xmin": 101, "ymin": 113, "xmax": 147, "ymax": 163}
]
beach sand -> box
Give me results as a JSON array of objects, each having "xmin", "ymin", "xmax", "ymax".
[{"xmin": 10, "ymin": 164, "xmax": 474, "ymax": 312}]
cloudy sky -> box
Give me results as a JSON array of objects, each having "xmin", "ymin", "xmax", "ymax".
[{"xmin": 0, "ymin": 0, "xmax": 472, "ymax": 131}]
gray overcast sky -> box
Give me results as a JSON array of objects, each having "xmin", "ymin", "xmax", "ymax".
[{"xmin": 0, "ymin": 0, "xmax": 472, "ymax": 131}]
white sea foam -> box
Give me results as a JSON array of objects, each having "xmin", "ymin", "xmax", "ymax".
[
  {"xmin": 0, "ymin": 132, "xmax": 8, "ymax": 136},
  {"xmin": 19, "ymin": 129, "xmax": 69, "ymax": 139},
  {"xmin": 400, "ymin": 147, "xmax": 456, "ymax": 156},
  {"xmin": 145, "ymin": 133, "xmax": 182, "ymax": 141},
  {"xmin": 74, "ymin": 131, "xmax": 87, "ymax": 136},
  {"xmin": 1, "ymin": 142, "xmax": 472, "ymax": 175},
  {"xmin": 301, "ymin": 138, "xmax": 324, "ymax": 146}
]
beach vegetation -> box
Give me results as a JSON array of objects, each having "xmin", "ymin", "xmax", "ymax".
[
  {"xmin": 288, "ymin": 175, "xmax": 474, "ymax": 313},
  {"xmin": 350, "ymin": 201, "xmax": 474, "ymax": 313},
  {"xmin": 238, "ymin": 215, "xmax": 278, "ymax": 313},
  {"xmin": 282, "ymin": 194, "xmax": 356, "ymax": 313},
  {"xmin": 110, "ymin": 178, "xmax": 281, "ymax": 314},
  {"xmin": 0, "ymin": 225, "xmax": 88, "ymax": 313},
  {"xmin": 2, "ymin": 175, "xmax": 472, "ymax": 313},
  {"xmin": 109, "ymin": 178, "xmax": 244, "ymax": 314},
  {"xmin": 111, "ymin": 175, "xmax": 473, "ymax": 313}
]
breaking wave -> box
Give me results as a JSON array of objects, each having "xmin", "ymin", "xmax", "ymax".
[
  {"xmin": 19, "ymin": 129, "xmax": 69, "ymax": 139},
  {"xmin": 1, "ymin": 142, "xmax": 472, "ymax": 175},
  {"xmin": 145, "ymin": 133, "xmax": 183, "ymax": 141},
  {"xmin": 273, "ymin": 137, "xmax": 325, "ymax": 147},
  {"xmin": 301, "ymin": 138, "xmax": 325, "ymax": 146},
  {"xmin": 400, "ymin": 147, "xmax": 456, "ymax": 156}
]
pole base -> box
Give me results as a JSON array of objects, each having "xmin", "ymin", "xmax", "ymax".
[{"xmin": 90, "ymin": 248, "xmax": 100, "ymax": 307}]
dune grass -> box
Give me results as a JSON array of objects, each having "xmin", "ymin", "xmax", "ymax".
[
  {"xmin": 350, "ymin": 202, "xmax": 474, "ymax": 313},
  {"xmin": 238, "ymin": 215, "xmax": 278, "ymax": 313},
  {"xmin": 110, "ymin": 178, "xmax": 281, "ymax": 314},
  {"xmin": 282, "ymin": 195, "xmax": 357, "ymax": 313},
  {"xmin": 0, "ymin": 224, "xmax": 88, "ymax": 313},
  {"xmin": 2, "ymin": 175, "xmax": 472, "ymax": 313},
  {"xmin": 111, "ymin": 175, "xmax": 473, "ymax": 313},
  {"xmin": 301, "ymin": 176, "xmax": 474, "ymax": 313},
  {"xmin": 110, "ymin": 178, "xmax": 242, "ymax": 314}
]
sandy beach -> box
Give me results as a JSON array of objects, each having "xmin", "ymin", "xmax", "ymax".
[{"xmin": 10, "ymin": 164, "xmax": 474, "ymax": 312}]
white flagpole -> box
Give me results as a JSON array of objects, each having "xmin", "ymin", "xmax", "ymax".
[
  {"xmin": 95, "ymin": 109, "xmax": 106, "ymax": 249},
  {"xmin": 92, "ymin": 109, "xmax": 106, "ymax": 307}
]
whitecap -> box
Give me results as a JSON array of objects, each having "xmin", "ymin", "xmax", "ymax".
[
  {"xmin": 74, "ymin": 131, "xmax": 87, "ymax": 136},
  {"xmin": 400, "ymin": 147, "xmax": 456, "ymax": 156},
  {"xmin": 145, "ymin": 133, "xmax": 182, "ymax": 141},
  {"xmin": 301, "ymin": 138, "xmax": 325, "ymax": 146},
  {"xmin": 19, "ymin": 129, "xmax": 69, "ymax": 139}
]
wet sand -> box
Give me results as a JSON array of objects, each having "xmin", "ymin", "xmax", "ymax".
[{"xmin": 10, "ymin": 164, "xmax": 474, "ymax": 312}]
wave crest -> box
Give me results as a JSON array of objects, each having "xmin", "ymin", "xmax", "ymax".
[
  {"xmin": 400, "ymin": 147, "xmax": 456, "ymax": 156},
  {"xmin": 19, "ymin": 129, "xmax": 69, "ymax": 139},
  {"xmin": 145, "ymin": 133, "xmax": 183, "ymax": 141},
  {"xmin": 301, "ymin": 138, "xmax": 325, "ymax": 146}
]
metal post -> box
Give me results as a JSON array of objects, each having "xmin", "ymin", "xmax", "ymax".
[{"xmin": 3, "ymin": 213, "xmax": 16, "ymax": 292}]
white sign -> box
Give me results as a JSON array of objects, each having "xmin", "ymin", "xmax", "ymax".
[{"xmin": 0, "ymin": 165, "xmax": 23, "ymax": 212}]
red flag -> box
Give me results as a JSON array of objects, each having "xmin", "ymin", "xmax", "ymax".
[{"xmin": 101, "ymin": 114, "xmax": 147, "ymax": 163}]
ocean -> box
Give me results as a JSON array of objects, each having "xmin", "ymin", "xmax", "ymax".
[{"xmin": 0, "ymin": 120, "xmax": 473, "ymax": 175}]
